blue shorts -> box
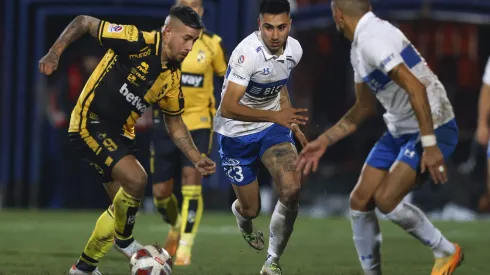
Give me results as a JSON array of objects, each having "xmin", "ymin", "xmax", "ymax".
[
  {"xmin": 366, "ymin": 119, "xmax": 458, "ymax": 171},
  {"xmin": 217, "ymin": 124, "xmax": 294, "ymax": 186}
]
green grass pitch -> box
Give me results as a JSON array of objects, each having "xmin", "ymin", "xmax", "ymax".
[{"xmin": 0, "ymin": 210, "xmax": 488, "ymax": 275}]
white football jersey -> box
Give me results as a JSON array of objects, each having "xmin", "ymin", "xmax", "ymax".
[
  {"xmin": 214, "ymin": 32, "xmax": 302, "ymax": 137},
  {"xmin": 350, "ymin": 12, "xmax": 454, "ymax": 136},
  {"xmin": 483, "ymin": 56, "xmax": 490, "ymax": 85}
]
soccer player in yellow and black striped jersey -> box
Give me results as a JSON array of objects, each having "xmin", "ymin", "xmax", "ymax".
[
  {"xmin": 39, "ymin": 6, "xmax": 216, "ymax": 275},
  {"xmin": 151, "ymin": 0, "xmax": 227, "ymax": 266}
]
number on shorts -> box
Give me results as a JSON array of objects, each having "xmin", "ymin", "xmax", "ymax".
[
  {"xmin": 102, "ymin": 138, "xmax": 118, "ymax": 152},
  {"xmin": 225, "ymin": 166, "xmax": 244, "ymax": 183}
]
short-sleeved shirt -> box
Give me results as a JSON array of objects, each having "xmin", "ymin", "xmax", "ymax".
[
  {"xmin": 69, "ymin": 21, "xmax": 184, "ymax": 139},
  {"xmin": 350, "ymin": 12, "xmax": 454, "ymax": 136}
]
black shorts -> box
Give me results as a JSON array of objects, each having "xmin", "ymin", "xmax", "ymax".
[
  {"xmin": 69, "ymin": 121, "xmax": 138, "ymax": 184},
  {"xmin": 151, "ymin": 128, "xmax": 212, "ymax": 184}
]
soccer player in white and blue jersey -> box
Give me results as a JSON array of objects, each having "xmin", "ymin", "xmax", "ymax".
[
  {"xmin": 476, "ymin": 57, "xmax": 490, "ymax": 204},
  {"xmin": 296, "ymin": 1, "xmax": 463, "ymax": 274},
  {"xmin": 214, "ymin": 0, "xmax": 307, "ymax": 274}
]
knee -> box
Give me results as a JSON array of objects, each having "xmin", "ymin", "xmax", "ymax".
[
  {"xmin": 124, "ymin": 170, "xmax": 148, "ymax": 198},
  {"xmin": 182, "ymin": 168, "xmax": 200, "ymax": 186},
  {"xmin": 279, "ymin": 183, "xmax": 301, "ymax": 208},
  {"xmin": 373, "ymin": 188, "xmax": 397, "ymax": 214},
  {"xmin": 349, "ymin": 189, "xmax": 375, "ymax": 211},
  {"xmin": 237, "ymin": 202, "xmax": 260, "ymax": 219},
  {"xmin": 152, "ymin": 180, "xmax": 174, "ymax": 200}
]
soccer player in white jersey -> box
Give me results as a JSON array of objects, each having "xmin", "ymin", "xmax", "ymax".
[
  {"xmin": 214, "ymin": 0, "xmax": 308, "ymax": 274},
  {"xmin": 476, "ymin": 56, "xmax": 490, "ymax": 204},
  {"xmin": 296, "ymin": 1, "xmax": 463, "ymax": 274}
]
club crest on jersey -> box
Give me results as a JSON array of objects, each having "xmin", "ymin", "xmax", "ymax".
[
  {"xmin": 197, "ymin": 50, "xmax": 206, "ymax": 63},
  {"xmin": 107, "ymin": 24, "xmax": 123, "ymax": 33},
  {"xmin": 238, "ymin": 55, "xmax": 245, "ymax": 64}
]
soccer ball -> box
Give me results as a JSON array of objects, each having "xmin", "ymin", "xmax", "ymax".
[{"xmin": 130, "ymin": 245, "xmax": 173, "ymax": 275}]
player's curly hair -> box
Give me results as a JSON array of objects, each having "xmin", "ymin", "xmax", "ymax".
[
  {"xmin": 260, "ymin": 0, "xmax": 290, "ymax": 15},
  {"xmin": 168, "ymin": 5, "xmax": 204, "ymax": 29}
]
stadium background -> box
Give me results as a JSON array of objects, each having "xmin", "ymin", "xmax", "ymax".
[
  {"xmin": 1, "ymin": 0, "xmax": 490, "ymax": 218},
  {"xmin": 1, "ymin": 0, "xmax": 490, "ymax": 274}
]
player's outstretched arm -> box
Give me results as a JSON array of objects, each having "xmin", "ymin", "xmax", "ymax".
[
  {"xmin": 164, "ymin": 114, "xmax": 216, "ymax": 176},
  {"xmin": 295, "ymin": 83, "xmax": 376, "ymax": 175},
  {"xmin": 39, "ymin": 15, "xmax": 100, "ymax": 75},
  {"xmin": 476, "ymin": 82, "xmax": 490, "ymax": 146},
  {"xmin": 221, "ymin": 81, "xmax": 308, "ymax": 130},
  {"xmin": 321, "ymin": 83, "xmax": 376, "ymax": 146}
]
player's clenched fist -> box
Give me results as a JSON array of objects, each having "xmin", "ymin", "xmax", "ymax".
[
  {"xmin": 39, "ymin": 51, "xmax": 60, "ymax": 75},
  {"xmin": 273, "ymin": 108, "xmax": 308, "ymax": 130},
  {"xmin": 195, "ymin": 156, "xmax": 216, "ymax": 176}
]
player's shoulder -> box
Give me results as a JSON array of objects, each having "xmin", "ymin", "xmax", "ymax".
[
  {"xmin": 358, "ymin": 17, "xmax": 402, "ymax": 46},
  {"xmin": 286, "ymin": 36, "xmax": 303, "ymax": 59},
  {"xmin": 234, "ymin": 32, "xmax": 262, "ymax": 53},
  {"xmin": 201, "ymin": 29, "xmax": 224, "ymax": 49},
  {"xmin": 140, "ymin": 30, "xmax": 160, "ymax": 45},
  {"xmin": 230, "ymin": 33, "xmax": 262, "ymax": 66},
  {"xmin": 201, "ymin": 29, "xmax": 221, "ymax": 41}
]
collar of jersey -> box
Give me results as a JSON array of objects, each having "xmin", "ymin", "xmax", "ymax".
[
  {"xmin": 255, "ymin": 31, "xmax": 290, "ymax": 61},
  {"xmin": 353, "ymin": 11, "xmax": 375, "ymax": 45}
]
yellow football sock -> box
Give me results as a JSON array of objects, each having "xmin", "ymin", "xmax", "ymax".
[
  {"xmin": 78, "ymin": 206, "xmax": 115, "ymax": 268},
  {"xmin": 154, "ymin": 194, "xmax": 181, "ymax": 230},
  {"xmin": 113, "ymin": 188, "xmax": 140, "ymax": 240},
  {"xmin": 179, "ymin": 185, "xmax": 203, "ymax": 251}
]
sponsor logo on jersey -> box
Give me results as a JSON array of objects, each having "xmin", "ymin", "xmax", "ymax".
[
  {"xmin": 181, "ymin": 72, "xmax": 204, "ymax": 88},
  {"xmin": 107, "ymin": 24, "xmax": 123, "ymax": 33},
  {"xmin": 238, "ymin": 55, "xmax": 245, "ymax": 64},
  {"xmin": 119, "ymin": 83, "xmax": 148, "ymax": 114},
  {"xmin": 197, "ymin": 50, "xmax": 206, "ymax": 63},
  {"xmin": 223, "ymin": 158, "xmax": 240, "ymax": 166},
  {"xmin": 261, "ymin": 67, "xmax": 271, "ymax": 75}
]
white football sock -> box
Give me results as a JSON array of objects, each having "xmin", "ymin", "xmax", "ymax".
[
  {"xmin": 350, "ymin": 209, "xmax": 382, "ymax": 274},
  {"xmin": 385, "ymin": 202, "xmax": 456, "ymax": 258},
  {"xmin": 267, "ymin": 201, "xmax": 298, "ymax": 259},
  {"xmin": 231, "ymin": 200, "xmax": 253, "ymax": 234}
]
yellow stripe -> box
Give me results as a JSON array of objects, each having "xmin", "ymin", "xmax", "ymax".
[
  {"xmin": 69, "ymin": 50, "xmax": 116, "ymax": 132},
  {"xmin": 79, "ymin": 129, "xmax": 100, "ymax": 153},
  {"xmin": 161, "ymin": 109, "xmax": 185, "ymax": 116},
  {"xmin": 80, "ymin": 53, "xmax": 117, "ymax": 130},
  {"xmin": 155, "ymin": 32, "xmax": 161, "ymax": 56},
  {"xmin": 98, "ymin": 21, "xmax": 105, "ymax": 45},
  {"xmin": 150, "ymin": 145, "xmax": 155, "ymax": 174}
]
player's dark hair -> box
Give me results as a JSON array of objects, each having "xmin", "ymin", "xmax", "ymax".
[
  {"xmin": 169, "ymin": 5, "xmax": 204, "ymax": 29},
  {"xmin": 260, "ymin": 0, "xmax": 290, "ymax": 15}
]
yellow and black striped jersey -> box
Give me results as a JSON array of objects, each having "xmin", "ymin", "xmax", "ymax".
[
  {"xmin": 153, "ymin": 29, "xmax": 227, "ymax": 131},
  {"xmin": 69, "ymin": 21, "xmax": 184, "ymax": 139}
]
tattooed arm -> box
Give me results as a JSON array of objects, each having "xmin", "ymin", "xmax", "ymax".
[
  {"xmin": 388, "ymin": 63, "xmax": 434, "ymax": 136},
  {"xmin": 39, "ymin": 16, "xmax": 100, "ymax": 75},
  {"xmin": 320, "ymin": 82, "xmax": 377, "ymax": 146},
  {"xmin": 164, "ymin": 114, "xmax": 216, "ymax": 175},
  {"xmin": 164, "ymin": 114, "xmax": 202, "ymax": 164},
  {"xmin": 50, "ymin": 16, "xmax": 100, "ymax": 56}
]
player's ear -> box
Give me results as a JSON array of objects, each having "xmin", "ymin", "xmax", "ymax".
[
  {"xmin": 162, "ymin": 25, "xmax": 171, "ymax": 40},
  {"xmin": 257, "ymin": 17, "xmax": 261, "ymax": 30}
]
